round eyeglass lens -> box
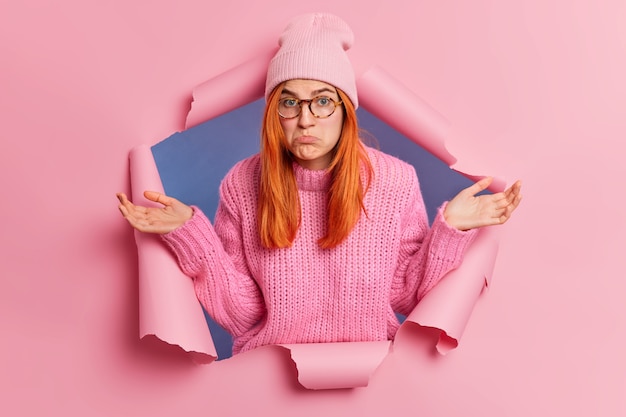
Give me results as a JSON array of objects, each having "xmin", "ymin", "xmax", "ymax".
[{"xmin": 278, "ymin": 96, "xmax": 340, "ymax": 118}]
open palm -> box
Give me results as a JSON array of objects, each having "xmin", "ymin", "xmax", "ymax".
[
  {"xmin": 444, "ymin": 177, "xmax": 522, "ymax": 231},
  {"xmin": 117, "ymin": 191, "xmax": 193, "ymax": 234}
]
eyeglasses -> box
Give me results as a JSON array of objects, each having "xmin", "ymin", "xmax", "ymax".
[{"xmin": 277, "ymin": 96, "xmax": 343, "ymax": 119}]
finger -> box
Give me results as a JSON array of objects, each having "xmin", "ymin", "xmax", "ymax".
[
  {"xmin": 117, "ymin": 192, "xmax": 131, "ymax": 205},
  {"xmin": 488, "ymin": 205, "xmax": 508, "ymax": 221},
  {"xmin": 118, "ymin": 203, "xmax": 147, "ymax": 230},
  {"xmin": 119, "ymin": 199, "xmax": 151, "ymax": 222},
  {"xmin": 119, "ymin": 194, "xmax": 149, "ymax": 216},
  {"xmin": 143, "ymin": 190, "xmax": 176, "ymax": 207},
  {"xmin": 511, "ymin": 193, "xmax": 523, "ymax": 211},
  {"xmin": 493, "ymin": 200, "xmax": 515, "ymax": 222},
  {"xmin": 143, "ymin": 190, "xmax": 162, "ymax": 203},
  {"xmin": 504, "ymin": 180, "xmax": 522, "ymax": 200},
  {"xmin": 501, "ymin": 202, "xmax": 517, "ymax": 222},
  {"xmin": 118, "ymin": 192, "xmax": 146, "ymax": 211},
  {"xmin": 494, "ymin": 193, "xmax": 515, "ymax": 209},
  {"xmin": 498, "ymin": 193, "xmax": 523, "ymax": 224},
  {"xmin": 503, "ymin": 184, "xmax": 522, "ymax": 209},
  {"xmin": 118, "ymin": 203, "xmax": 130, "ymax": 218},
  {"xmin": 118, "ymin": 202, "xmax": 142, "ymax": 222},
  {"xmin": 493, "ymin": 191, "xmax": 522, "ymax": 213},
  {"xmin": 494, "ymin": 181, "xmax": 521, "ymax": 207},
  {"xmin": 464, "ymin": 176, "xmax": 493, "ymax": 197},
  {"xmin": 117, "ymin": 193, "xmax": 136, "ymax": 212}
]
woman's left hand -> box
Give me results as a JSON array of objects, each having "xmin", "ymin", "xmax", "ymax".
[{"xmin": 444, "ymin": 177, "xmax": 522, "ymax": 231}]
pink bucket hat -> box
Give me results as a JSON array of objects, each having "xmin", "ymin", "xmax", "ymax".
[{"xmin": 265, "ymin": 13, "xmax": 358, "ymax": 108}]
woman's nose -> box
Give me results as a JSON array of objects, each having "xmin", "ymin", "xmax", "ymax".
[{"xmin": 297, "ymin": 103, "xmax": 316, "ymax": 127}]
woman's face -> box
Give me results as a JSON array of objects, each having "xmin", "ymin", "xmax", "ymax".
[{"xmin": 279, "ymin": 79, "xmax": 344, "ymax": 170}]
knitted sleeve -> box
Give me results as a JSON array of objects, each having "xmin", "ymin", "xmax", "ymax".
[
  {"xmin": 390, "ymin": 172, "xmax": 477, "ymax": 316},
  {"xmin": 160, "ymin": 192, "xmax": 265, "ymax": 337}
]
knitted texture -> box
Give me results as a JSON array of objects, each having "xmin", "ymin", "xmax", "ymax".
[
  {"xmin": 265, "ymin": 12, "xmax": 358, "ymax": 108},
  {"xmin": 161, "ymin": 147, "xmax": 477, "ymax": 354}
]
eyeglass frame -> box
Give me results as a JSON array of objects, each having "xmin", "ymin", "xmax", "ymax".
[{"xmin": 277, "ymin": 96, "xmax": 343, "ymax": 119}]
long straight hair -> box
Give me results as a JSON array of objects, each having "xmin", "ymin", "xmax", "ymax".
[{"xmin": 258, "ymin": 83, "xmax": 373, "ymax": 249}]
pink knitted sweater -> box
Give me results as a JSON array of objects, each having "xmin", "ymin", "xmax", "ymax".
[{"xmin": 161, "ymin": 147, "xmax": 477, "ymax": 354}]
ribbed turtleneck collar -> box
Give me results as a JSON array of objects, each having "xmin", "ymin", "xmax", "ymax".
[{"xmin": 292, "ymin": 162, "xmax": 331, "ymax": 191}]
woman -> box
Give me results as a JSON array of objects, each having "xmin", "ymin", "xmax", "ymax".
[{"xmin": 117, "ymin": 13, "xmax": 522, "ymax": 355}]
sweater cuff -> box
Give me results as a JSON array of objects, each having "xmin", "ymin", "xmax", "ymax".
[
  {"xmin": 160, "ymin": 207, "xmax": 219, "ymax": 275},
  {"xmin": 429, "ymin": 201, "xmax": 478, "ymax": 263}
]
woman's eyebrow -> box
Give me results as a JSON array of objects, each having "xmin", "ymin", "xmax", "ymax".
[{"xmin": 281, "ymin": 87, "xmax": 337, "ymax": 98}]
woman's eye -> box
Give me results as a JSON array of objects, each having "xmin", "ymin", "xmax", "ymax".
[
  {"xmin": 282, "ymin": 98, "xmax": 298, "ymax": 107},
  {"xmin": 315, "ymin": 97, "xmax": 331, "ymax": 106}
]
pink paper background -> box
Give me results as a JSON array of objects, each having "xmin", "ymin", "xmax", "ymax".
[{"xmin": 2, "ymin": 1, "xmax": 625, "ymax": 416}]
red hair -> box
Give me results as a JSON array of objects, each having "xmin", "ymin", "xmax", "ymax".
[{"xmin": 258, "ymin": 84, "xmax": 372, "ymax": 249}]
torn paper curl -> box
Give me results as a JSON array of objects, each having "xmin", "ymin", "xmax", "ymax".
[{"xmin": 128, "ymin": 58, "xmax": 504, "ymax": 389}]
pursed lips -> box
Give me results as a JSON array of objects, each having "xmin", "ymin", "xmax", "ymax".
[{"xmin": 295, "ymin": 135, "xmax": 318, "ymax": 143}]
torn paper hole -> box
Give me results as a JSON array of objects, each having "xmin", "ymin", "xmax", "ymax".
[{"xmin": 126, "ymin": 57, "xmax": 505, "ymax": 389}]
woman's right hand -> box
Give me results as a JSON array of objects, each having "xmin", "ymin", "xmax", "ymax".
[{"xmin": 116, "ymin": 191, "xmax": 193, "ymax": 234}]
